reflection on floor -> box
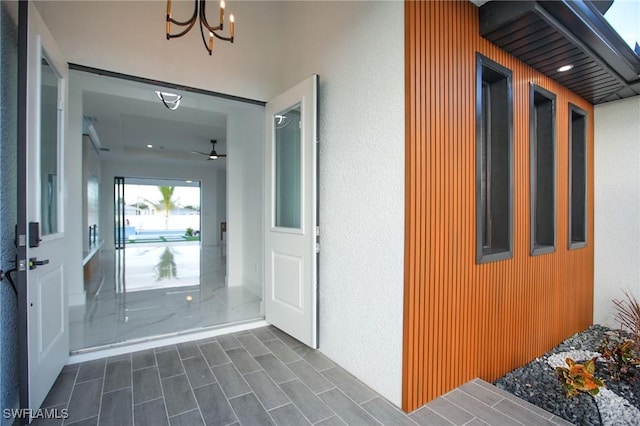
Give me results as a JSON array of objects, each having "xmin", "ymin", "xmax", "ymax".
[{"xmin": 70, "ymin": 242, "xmax": 262, "ymax": 352}]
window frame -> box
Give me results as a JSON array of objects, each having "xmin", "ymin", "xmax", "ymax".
[
  {"xmin": 568, "ymin": 103, "xmax": 588, "ymax": 250},
  {"xmin": 530, "ymin": 84, "xmax": 557, "ymax": 256},
  {"xmin": 475, "ymin": 54, "xmax": 514, "ymax": 264}
]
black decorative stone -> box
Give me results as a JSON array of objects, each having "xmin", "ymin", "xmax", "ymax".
[{"xmin": 494, "ymin": 325, "xmax": 639, "ymax": 426}]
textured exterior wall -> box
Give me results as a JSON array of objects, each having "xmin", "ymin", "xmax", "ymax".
[
  {"xmin": 594, "ymin": 96, "xmax": 640, "ymax": 326},
  {"xmin": 404, "ymin": 1, "xmax": 594, "ymax": 410},
  {"xmin": 0, "ymin": 1, "xmax": 19, "ymax": 421},
  {"xmin": 279, "ymin": 1, "xmax": 405, "ymax": 406}
]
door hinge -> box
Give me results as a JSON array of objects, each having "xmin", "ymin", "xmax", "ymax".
[
  {"xmin": 18, "ymin": 259, "xmax": 27, "ymax": 272},
  {"xmin": 18, "ymin": 234, "xmax": 26, "ymax": 247},
  {"xmin": 316, "ymin": 226, "xmax": 320, "ymax": 237},
  {"xmin": 316, "ymin": 243, "xmax": 320, "ymax": 253},
  {"xmin": 58, "ymin": 99, "xmax": 64, "ymax": 111}
]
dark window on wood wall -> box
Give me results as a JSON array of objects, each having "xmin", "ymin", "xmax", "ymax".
[
  {"xmin": 569, "ymin": 104, "xmax": 587, "ymax": 249},
  {"xmin": 476, "ymin": 54, "xmax": 513, "ymax": 264},
  {"xmin": 530, "ymin": 85, "xmax": 556, "ymax": 255}
]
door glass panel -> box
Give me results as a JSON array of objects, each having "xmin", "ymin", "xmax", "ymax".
[
  {"xmin": 274, "ymin": 104, "xmax": 302, "ymax": 229},
  {"xmin": 40, "ymin": 55, "xmax": 60, "ymax": 235}
]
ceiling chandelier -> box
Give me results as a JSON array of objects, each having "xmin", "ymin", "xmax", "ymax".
[{"xmin": 165, "ymin": 0, "xmax": 235, "ymax": 56}]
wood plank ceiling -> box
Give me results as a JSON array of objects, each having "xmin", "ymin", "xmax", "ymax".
[{"xmin": 479, "ymin": 0, "xmax": 640, "ymax": 104}]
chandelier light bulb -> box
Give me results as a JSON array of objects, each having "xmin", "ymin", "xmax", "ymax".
[{"xmin": 165, "ymin": 0, "xmax": 236, "ymax": 55}]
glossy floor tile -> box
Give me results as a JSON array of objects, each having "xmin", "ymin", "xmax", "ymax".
[
  {"xmin": 70, "ymin": 242, "xmax": 262, "ymax": 351},
  {"xmin": 38, "ymin": 327, "xmax": 569, "ymax": 425}
]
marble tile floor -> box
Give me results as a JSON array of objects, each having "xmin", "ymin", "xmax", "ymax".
[
  {"xmin": 38, "ymin": 326, "xmax": 573, "ymax": 426},
  {"xmin": 71, "ymin": 243, "xmax": 262, "ymax": 352}
]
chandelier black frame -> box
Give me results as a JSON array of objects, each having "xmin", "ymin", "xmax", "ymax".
[{"xmin": 165, "ymin": 0, "xmax": 235, "ymax": 55}]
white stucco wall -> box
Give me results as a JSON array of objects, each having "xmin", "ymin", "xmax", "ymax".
[
  {"xmin": 594, "ymin": 96, "xmax": 640, "ymax": 327},
  {"xmin": 279, "ymin": 1, "xmax": 405, "ymax": 406}
]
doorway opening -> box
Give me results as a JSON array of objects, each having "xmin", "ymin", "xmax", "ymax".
[{"xmin": 70, "ymin": 68, "xmax": 266, "ymax": 353}]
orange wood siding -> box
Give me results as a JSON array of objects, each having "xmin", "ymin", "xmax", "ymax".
[{"xmin": 403, "ymin": 0, "xmax": 594, "ymax": 411}]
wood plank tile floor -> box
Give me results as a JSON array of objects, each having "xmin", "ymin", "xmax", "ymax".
[{"xmin": 35, "ymin": 326, "xmax": 573, "ymax": 425}]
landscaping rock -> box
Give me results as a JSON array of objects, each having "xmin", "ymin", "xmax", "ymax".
[{"xmin": 494, "ymin": 325, "xmax": 640, "ymax": 426}]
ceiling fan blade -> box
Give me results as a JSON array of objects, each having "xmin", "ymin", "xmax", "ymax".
[
  {"xmin": 190, "ymin": 150, "xmax": 209, "ymax": 156},
  {"xmin": 205, "ymin": 154, "xmax": 227, "ymax": 161}
]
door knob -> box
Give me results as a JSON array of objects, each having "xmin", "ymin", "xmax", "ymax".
[{"xmin": 28, "ymin": 257, "xmax": 50, "ymax": 270}]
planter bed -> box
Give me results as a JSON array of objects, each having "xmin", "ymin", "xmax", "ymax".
[{"xmin": 494, "ymin": 325, "xmax": 639, "ymax": 425}]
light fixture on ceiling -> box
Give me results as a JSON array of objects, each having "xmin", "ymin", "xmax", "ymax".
[
  {"xmin": 557, "ymin": 64, "xmax": 574, "ymax": 72},
  {"xmin": 146, "ymin": 144, "xmax": 153, "ymax": 148},
  {"xmin": 190, "ymin": 140, "xmax": 227, "ymax": 160},
  {"xmin": 165, "ymin": 0, "xmax": 235, "ymax": 56},
  {"xmin": 155, "ymin": 91, "xmax": 183, "ymax": 111}
]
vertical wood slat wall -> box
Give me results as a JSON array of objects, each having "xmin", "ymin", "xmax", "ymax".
[{"xmin": 403, "ymin": 0, "xmax": 595, "ymax": 412}]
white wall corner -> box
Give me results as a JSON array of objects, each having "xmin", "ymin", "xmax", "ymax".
[
  {"xmin": 594, "ymin": 95, "xmax": 640, "ymax": 328},
  {"xmin": 65, "ymin": 79, "xmax": 85, "ymax": 307}
]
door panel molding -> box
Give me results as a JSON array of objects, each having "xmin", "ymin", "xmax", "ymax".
[{"xmin": 264, "ymin": 75, "xmax": 318, "ymax": 348}]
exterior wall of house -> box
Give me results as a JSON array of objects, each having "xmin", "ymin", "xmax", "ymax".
[
  {"xmin": 594, "ymin": 96, "xmax": 640, "ymax": 327},
  {"xmin": 403, "ymin": 1, "xmax": 594, "ymax": 410},
  {"xmin": 279, "ymin": 1, "xmax": 406, "ymax": 405}
]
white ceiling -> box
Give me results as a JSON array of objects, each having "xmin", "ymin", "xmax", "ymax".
[{"xmin": 76, "ymin": 69, "xmax": 231, "ymax": 169}]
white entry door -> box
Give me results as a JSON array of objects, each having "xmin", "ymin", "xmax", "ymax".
[
  {"xmin": 265, "ymin": 75, "xmax": 319, "ymax": 348},
  {"xmin": 19, "ymin": 2, "xmax": 69, "ymax": 415}
]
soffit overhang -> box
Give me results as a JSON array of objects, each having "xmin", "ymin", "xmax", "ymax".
[{"xmin": 479, "ymin": 0, "xmax": 640, "ymax": 104}]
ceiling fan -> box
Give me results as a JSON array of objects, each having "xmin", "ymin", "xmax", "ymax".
[{"xmin": 190, "ymin": 140, "xmax": 227, "ymax": 160}]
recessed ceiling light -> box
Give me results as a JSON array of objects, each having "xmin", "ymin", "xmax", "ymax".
[
  {"xmin": 557, "ymin": 64, "xmax": 574, "ymax": 72},
  {"xmin": 146, "ymin": 144, "xmax": 153, "ymax": 148},
  {"xmin": 185, "ymin": 180, "xmax": 193, "ymax": 184}
]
